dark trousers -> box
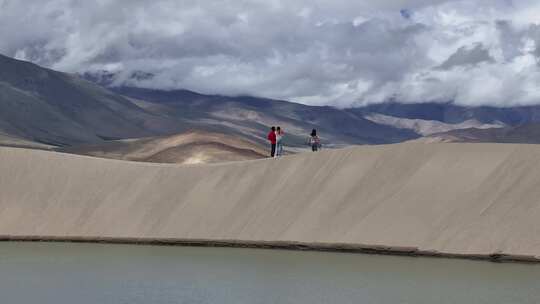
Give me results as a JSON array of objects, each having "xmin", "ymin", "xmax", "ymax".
[{"xmin": 270, "ymin": 143, "xmax": 276, "ymax": 157}]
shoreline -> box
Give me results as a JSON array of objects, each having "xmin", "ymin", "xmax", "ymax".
[{"xmin": 0, "ymin": 236, "xmax": 538, "ymax": 264}]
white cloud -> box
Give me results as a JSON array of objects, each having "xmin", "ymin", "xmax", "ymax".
[{"xmin": 1, "ymin": 0, "xmax": 540, "ymax": 107}]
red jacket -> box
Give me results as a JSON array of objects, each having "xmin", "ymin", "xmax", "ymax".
[{"xmin": 267, "ymin": 131, "xmax": 277, "ymax": 144}]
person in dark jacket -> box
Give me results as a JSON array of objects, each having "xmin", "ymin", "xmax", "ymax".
[
  {"xmin": 267, "ymin": 126, "xmax": 277, "ymax": 157},
  {"xmin": 308, "ymin": 129, "xmax": 321, "ymax": 152}
]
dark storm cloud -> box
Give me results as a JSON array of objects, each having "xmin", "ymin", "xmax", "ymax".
[
  {"xmin": 1, "ymin": 0, "xmax": 540, "ymax": 106},
  {"xmin": 438, "ymin": 44, "xmax": 495, "ymax": 70}
]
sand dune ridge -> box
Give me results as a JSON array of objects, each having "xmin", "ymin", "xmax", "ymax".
[{"xmin": 1, "ymin": 143, "xmax": 539, "ymax": 260}]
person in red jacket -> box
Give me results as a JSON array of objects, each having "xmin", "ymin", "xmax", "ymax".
[{"xmin": 267, "ymin": 126, "xmax": 277, "ymax": 157}]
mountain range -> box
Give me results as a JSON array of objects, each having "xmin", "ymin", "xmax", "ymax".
[
  {"xmin": 354, "ymin": 102, "xmax": 540, "ymax": 125},
  {"xmin": 353, "ymin": 102, "xmax": 540, "ymax": 143},
  {"xmin": 0, "ymin": 54, "xmax": 415, "ymax": 151},
  {"xmin": 2, "ymin": 53, "xmax": 540, "ymax": 163},
  {"xmin": 110, "ymin": 86, "xmax": 417, "ymax": 146}
]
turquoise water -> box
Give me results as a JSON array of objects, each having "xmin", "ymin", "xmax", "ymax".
[{"xmin": 0, "ymin": 242, "xmax": 539, "ymax": 303}]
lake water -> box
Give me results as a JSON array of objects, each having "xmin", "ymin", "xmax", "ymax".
[{"xmin": 0, "ymin": 242, "xmax": 539, "ymax": 303}]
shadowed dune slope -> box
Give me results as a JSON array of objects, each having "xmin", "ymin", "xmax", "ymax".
[
  {"xmin": 1, "ymin": 143, "xmax": 540, "ymax": 259},
  {"xmin": 0, "ymin": 132, "xmax": 53, "ymax": 150}
]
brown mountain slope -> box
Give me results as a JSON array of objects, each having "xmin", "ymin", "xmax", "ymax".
[
  {"xmin": 59, "ymin": 130, "xmax": 268, "ymax": 164},
  {"xmin": 0, "ymin": 54, "xmax": 175, "ymax": 146}
]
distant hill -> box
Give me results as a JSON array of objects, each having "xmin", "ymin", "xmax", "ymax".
[
  {"xmin": 415, "ymin": 124, "xmax": 540, "ymax": 144},
  {"xmin": 352, "ymin": 102, "xmax": 540, "ymax": 126},
  {"xmin": 352, "ymin": 102, "xmax": 540, "ymax": 144},
  {"xmin": 364, "ymin": 113, "xmax": 503, "ymax": 136},
  {"xmin": 111, "ymin": 86, "xmax": 419, "ymax": 146},
  {"xmin": 59, "ymin": 130, "xmax": 268, "ymax": 164}
]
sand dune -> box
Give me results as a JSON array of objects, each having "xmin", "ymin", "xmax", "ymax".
[{"xmin": 1, "ymin": 143, "xmax": 540, "ymax": 260}]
